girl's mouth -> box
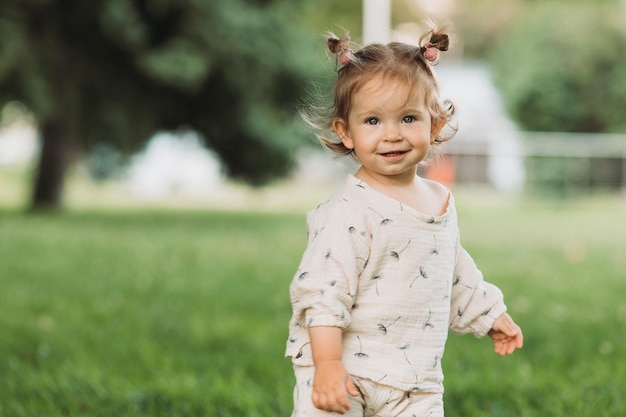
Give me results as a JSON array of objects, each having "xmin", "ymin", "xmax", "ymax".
[{"xmin": 380, "ymin": 151, "xmax": 408, "ymax": 157}]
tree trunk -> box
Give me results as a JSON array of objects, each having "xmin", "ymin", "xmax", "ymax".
[{"xmin": 30, "ymin": 118, "xmax": 68, "ymax": 210}]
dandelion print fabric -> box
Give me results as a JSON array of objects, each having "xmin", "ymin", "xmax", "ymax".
[{"xmin": 286, "ymin": 175, "xmax": 507, "ymax": 393}]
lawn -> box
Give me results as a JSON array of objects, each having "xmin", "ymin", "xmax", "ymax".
[{"xmin": 0, "ymin": 195, "xmax": 625, "ymax": 416}]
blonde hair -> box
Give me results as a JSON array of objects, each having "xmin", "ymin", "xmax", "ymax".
[{"xmin": 302, "ymin": 25, "xmax": 457, "ymax": 160}]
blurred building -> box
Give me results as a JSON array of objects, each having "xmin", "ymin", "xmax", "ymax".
[
  {"xmin": 0, "ymin": 125, "xmax": 38, "ymax": 166},
  {"xmin": 125, "ymin": 131, "xmax": 223, "ymax": 200},
  {"xmin": 431, "ymin": 63, "xmax": 525, "ymax": 193},
  {"xmin": 0, "ymin": 105, "xmax": 38, "ymax": 167}
]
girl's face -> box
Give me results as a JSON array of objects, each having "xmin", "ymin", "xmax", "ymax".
[{"xmin": 333, "ymin": 77, "xmax": 434, "ymax": 184}]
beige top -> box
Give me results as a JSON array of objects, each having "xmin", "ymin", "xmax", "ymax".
[{"xmin": 286, "ymin": 175, "xmax": 507, "ymax": 393}]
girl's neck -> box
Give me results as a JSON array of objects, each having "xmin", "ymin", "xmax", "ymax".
[
  {"xmin": 354, "ymin": 166, "xmax": 418, "ymax": 192},
  {"xmin": 354, "ymin": 166, "xmax": 449, "ymax": 216}
]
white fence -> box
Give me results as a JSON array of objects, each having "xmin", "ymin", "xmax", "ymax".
[
  {"xmin": 522, "ymin": 132, "xmax": 626, "ymax": 195},
  {"xmin": 431, "ymin": 132, "xmax": 626, "ymax": 195}
]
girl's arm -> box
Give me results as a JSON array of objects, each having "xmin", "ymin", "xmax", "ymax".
[
  {"xmin": 309, "ymin": 326, "xmax": 359, "ymax": 414},
  {"xmin": 449, "ymin": 244, "xmax": 507, "ymax": 337},
  {"xmin": 450, "ymin": 245, "xmax": 523, "ymax": 355}
]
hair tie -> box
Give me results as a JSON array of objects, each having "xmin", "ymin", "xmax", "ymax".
[
  {"xmin": 423, "ymin": 43, "xmax": 439, "ymax": 63},
  {"xmin": 338, "ymin": 48, "xmax": 353, "ymax": 66}
]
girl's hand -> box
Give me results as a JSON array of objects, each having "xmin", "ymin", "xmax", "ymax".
[
  {"xmin": 312, "ymin": 360, "xmax": 360, "ymax": 414},
  {"xmin": 488, "ymin": 313, "xmax": 524, "ymax": 356}
]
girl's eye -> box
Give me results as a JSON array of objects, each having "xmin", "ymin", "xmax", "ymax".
[
  {"xmin": 402, "ymin": 116, "xmax": 416, "ymax": 123},
  {"xmin": 365, "ymin": 117, "xmax": 379, "ymax": 125}
]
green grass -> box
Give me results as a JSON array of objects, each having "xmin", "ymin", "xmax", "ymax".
[{"xmin": 0, "ymin": 198, "xmax": 625, "ymax": 416}]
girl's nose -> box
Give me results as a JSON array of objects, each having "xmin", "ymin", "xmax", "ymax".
[{"xmin": 383, "ymin": 123, "xmax": 402, "ymax": 141}]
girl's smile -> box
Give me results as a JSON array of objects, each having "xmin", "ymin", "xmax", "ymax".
[{"xmin": 379, "ymin": 150, "xmax": 409, "ymax": 160}]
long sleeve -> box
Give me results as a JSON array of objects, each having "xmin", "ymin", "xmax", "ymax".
[
  {"xmin": 448, "ymin": 243, "xmax": 507, "ymax": 337},
  {"xmin": 289, "ymin": 200, "xmax": 371, "ymax": 331}
]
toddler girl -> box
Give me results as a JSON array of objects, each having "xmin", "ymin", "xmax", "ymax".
[{"xmin": 286, "ymin": 25, "xmax": 523, "ymax": 417}]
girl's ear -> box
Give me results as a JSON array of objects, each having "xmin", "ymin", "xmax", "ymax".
[
  {"xmin": 332, "ymin": 118, "xmax": 354, "ymax": 150},
  {"xmin": 430, "ymin": 118, "xmax": 446, "ymax": 143}
]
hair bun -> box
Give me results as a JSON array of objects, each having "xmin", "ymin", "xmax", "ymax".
[
  {"xmin": 429, "ymin": 33, "xmax": 449, "ymax": 52},
  {"xmin": 420, "ymin": 27, "xmax": 450, "ymax": 64},
  {"xmin": 327, "ymin": 36, "xmax": 342, "ymax": 54},
  {"xmin": 326, "ymin": 32, "xmax": 353, "ymax": 66}
]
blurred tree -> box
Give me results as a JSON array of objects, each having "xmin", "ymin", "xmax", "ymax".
[
  {"xmin": 0, "ymin": 0, "xmax": 321, "ymax": 209},
  {"xmin": 300, "ymin": 0, "xmax": 362, "ymax": 40},
  {"xmin": 454, "ymin": 0, "xmax": 621, "ymax": 60},
  {"xmin": 488, "ymin": 2, "xmax": 626, "ymax": 132},
  {"xmin": 454, "ymin": 0, "xmax": 522, "ymax": 58}
]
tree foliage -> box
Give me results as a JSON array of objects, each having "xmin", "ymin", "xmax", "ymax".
[
  {"xmin": 300, "ymin": 0, "xmax": 362, "ymax": 40},
  {"xmin": 0, "ymin": 0, "xmax": 322, "ymax": 208},
  {"xmin": 488, "ymin": 2, "xmax": 626, "ymax": 133}
]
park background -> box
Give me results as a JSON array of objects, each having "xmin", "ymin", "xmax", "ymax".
[{"xmin": 1, "ymin": 0, "xmax": 625, "ymax": 415}]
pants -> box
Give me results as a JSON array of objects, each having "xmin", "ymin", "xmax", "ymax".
[{"xmin": 291, "ymin": 365, "xmax": 444, "ymax": 417}]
